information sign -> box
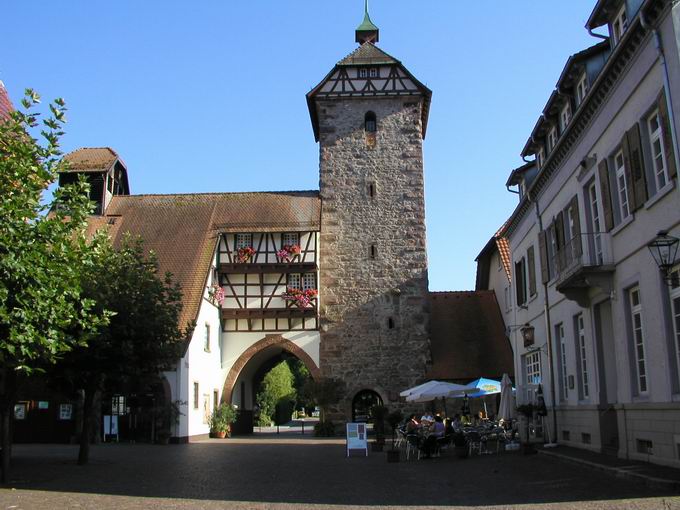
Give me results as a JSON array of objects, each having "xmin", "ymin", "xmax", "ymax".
[
  {"xmin": 59, "ymin": 403, "xmax": 73, "ymax": 420},
  {"xmin": 346, "ymin": 422, "xmax": 368, "ymax": 457}
]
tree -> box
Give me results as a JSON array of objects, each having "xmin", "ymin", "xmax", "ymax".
[
  {"xmin": 285, "ymin": 357, "xmax": 311, "ymax": 413},
  {"xmin": 53, "ymin": 235, "xmax": 186, "ymax": 464},
  {"xmin": 0, "ymin": 91, "xmax": 110, "ymax": 483},
  {"xmin": 301, "ymin": 377, "xmax": 346, "ymax": 424},
  {"xmin": 255, "ymin": 361, "xmax": 296, "ymax": 426}
]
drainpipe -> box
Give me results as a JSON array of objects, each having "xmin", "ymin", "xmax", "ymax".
[
  {"xmin": 587, "ymin": 27, "xmax": 609, "ymax": 40},
  {"xmin": 641, "ymin": 11, "xmax": 680, "ymax": 175},
  {"xmin": 528, "ymin": 191, "xmax": 558, "ymax": 445}
]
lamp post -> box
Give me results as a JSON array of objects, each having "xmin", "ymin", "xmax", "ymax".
[
  {"xmin": 520, "ymin": 324, "xmax": 535, "ymax": 348},
  {"xmin": 647, "ymin": 230, "xmax": 679, "ymax": 285}
]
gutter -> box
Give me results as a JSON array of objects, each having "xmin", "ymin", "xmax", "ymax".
[{"xmin": 640, "ymin": 9, "xmax": 680, "ymax": 176}]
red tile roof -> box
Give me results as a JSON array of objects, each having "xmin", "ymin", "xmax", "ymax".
[
  {"xmin": 86, "ymin": 191, "xmax": 321, "ymax": 350},
  {"xmin": 427, "ymin": 291, "xmax": 514, "ymax": 382},
  {"xmin": 62, "ymin": 147, "xmax": 121, "ymax": 173},
  {"xmin": 0, "ymin": 81, "xmax": 14, "ymax": 120}
]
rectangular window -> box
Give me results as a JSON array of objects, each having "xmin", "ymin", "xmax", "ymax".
[
  {"xmin": 556, "ymin": 323, "xmax": 568, "ymax": 400},
  {"xmin": 615, "ymin": 151, "xmax": 630, "ymax": 220},
  {"xmin": 282, "ymin": 232, "xmax": 299, "ymax": 247},
  {"xmin": 235, "ymin": 233, "xmax": 252, "ymax": 250},
  {"xmin": 588, "ymin": 183, "xmax": 604, "ymax": 264},
  {"xmin": 537, "ymin": 148, "xmax": 545, "ymax": 169},
  {"xmin": 515, "ymin": 258, "xmax": 527, "ymax": 306},
  {"xmin": 359, "ymin": 68, "xmax": 368, "ymax": 78},
  {"xmin": 629, "ymin": 286, "xmax": 648, "ymax": 394},
  {"xmin": 547, "ymin": 127, "xmax": 558, "ymax": 153},
  {"xmin": 637, "ymin": 439, "xmax": 653, "ymax": 455},
  {"xmin": 648, "ymin": 110, "xmax": 669, "ymax": 191},
  {"xmin": 560, "ymin": 102, "xmax": 572, "ymax": 133},
  {"xmin": 369, "ymin": 67, "xmax": 378, "ymax": 78},
  {"xmin": 525, "ymin": 351, "xmax": 541, "ymax": 386},
  {"xmin": 576, "ymin": 74, "xmax": 588, "ymax": 107},
  {"xmin": 287, "ymin": 273, "xmax": 301, "ymax": 290},
  {"xmin": 576, "ymin": 313, "xmax": 589, "ymax": 399},
  {"xmin": 213, "ymin": 390, "xmax": 219, "ymax": 410},
  {"xmin": 611, "ymin": 5, "xmax": 628, "ymax": 45},
  {"xmin": 302, "ymin": 273, "xmax": 316, "ymax": 291},
  {"xmin": 204, "ymin": 323, "xmax": 210, "ymax": 352},
  {"xmin": 670, "ymin": 266, "xmax": 680, "ymax": 386},
  {"xmin": 193, "ymin": 382, "xmax": 199, "ymax": 409}
]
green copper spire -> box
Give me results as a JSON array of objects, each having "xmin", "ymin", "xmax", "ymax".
[{"xmin": 355, "ymin": 0, "xmax": 379, "ymax": 44}]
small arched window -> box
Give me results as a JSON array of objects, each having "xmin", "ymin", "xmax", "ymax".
[
  {"xmin": 387, "ymin": 317, "xmax": 395, "ymax": 329},
  {"xmin": 365, "ymin": 111, "xmax": 377, "ymax": 133},
  {"xmin": 370, "ymin": 244, "xmax": 377, "ymax": 259}
]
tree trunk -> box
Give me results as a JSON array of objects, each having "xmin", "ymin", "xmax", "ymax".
[
  {"xmin": 0, "ymin": 368, "xmax": 17, "ymax": 484},
  {"xmin": 78, "ymin": 388, "xmax": 96, "ymax": 465}
]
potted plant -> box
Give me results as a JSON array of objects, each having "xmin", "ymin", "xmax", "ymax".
[
  {"xmin": 370, "ymin": 404, "xmax": 388, "ymax": 452},
  {"xmin": 276, "ymin": 244, "xmax": 301, "ymax": 262},
  {"xmin": 209, "ymin": 403, "xmax": 237, "ymax": 438},
  {"xmin": 154, "ymin": 400, "xmax": 185, "ymax": 445},
  {"xmin": 386, "ymin": 409, "xmax": 403, "ymax": 462},
  {"xmin": 281, "ymin": 288, "xmax": 318, "ymax": 309},
  {"xmin": 236, "ymin": 246, "xmax": 256, "ymax": 263}
]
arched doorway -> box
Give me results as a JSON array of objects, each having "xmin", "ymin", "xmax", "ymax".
[
  {"xmin": 352, "ymin": 389, "xmax": 383, "ymax": 423},
  {"xmin": 222, "ymin": 335, "xmax": 320, "ymax": 433}
]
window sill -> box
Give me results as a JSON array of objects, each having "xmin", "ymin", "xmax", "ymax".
[
  {"xmin": 611, "ymin": 214, "xmax": 634, "ymax": 237},
  {"xmin": 644, "ymin": 179, "xmax": 675, "ymax": 210}
]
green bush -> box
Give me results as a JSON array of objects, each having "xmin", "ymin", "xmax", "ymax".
[
  {"xmin": 256, "ymin": 360, "xmax": 296, "ymax": 426},
  {"xmin": 314, "ymin": 420, "xmax": 336, "ymax": 437},
  {"xmin": 209, "ymin": 403, "xmax": 237, "ymax": 434}
]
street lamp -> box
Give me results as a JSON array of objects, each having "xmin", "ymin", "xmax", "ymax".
[
  {"xmin": 520, "ymin": 324, "xmax": 535, "ymax": 348},
  {"xmin": 647, "ymin": 230, "xmax": 679, "ymax": 285}
]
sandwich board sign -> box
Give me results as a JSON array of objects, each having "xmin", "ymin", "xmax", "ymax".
[{"xmin": 346, "ymin": 422, "xmax": 368, "ymax": 457}]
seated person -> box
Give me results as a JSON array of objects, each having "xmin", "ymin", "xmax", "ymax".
[
  {"xmin": 405, "ymin": 414, "xmax": 419, "ymax": 434},
  {"xmin": 421, "ymin": 415, "xmax": 446, "ymax": 458},
  {"xmin": 444, "ymin": 417, "xmax": 455, "ymax": 436}
]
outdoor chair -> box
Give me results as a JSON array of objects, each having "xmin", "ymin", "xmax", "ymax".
[
  {"xmin": 405, "ymin": 433, "xmax": 421, "ymax": 461},
  {"xmin": 395, "ymin": 428, "xmax": 408, "ymax": 449},
  {"xmin": 466, "ymin": 431, "xmax": 483, "ymax": 456}
]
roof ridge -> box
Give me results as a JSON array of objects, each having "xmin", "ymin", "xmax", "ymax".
[
  {"xmin": 118, "ymin": 190, "xmax": 320, "ymax": 198},
  {"xmin": 337, "ymin": 42, "xmax": 400, "ymax": 66}
]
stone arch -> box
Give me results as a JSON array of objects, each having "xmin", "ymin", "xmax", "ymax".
[{"xmin": 221, "ymin": 334, "xmax": 321, "ymax": 405}]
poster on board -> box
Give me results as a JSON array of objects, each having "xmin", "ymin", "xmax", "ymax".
[{"xmin": 346, "ymin": 422, "xmax": 368, "ymax": 457}]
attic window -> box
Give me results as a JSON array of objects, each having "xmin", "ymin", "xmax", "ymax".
[
  {"xmin": 365, "ymin": 111, "xmax": 377, "ymax": 133},
  {"xmin": 359, "ymin": 68, "xmax": 368, "ymax": 78},
  {"xmin": 611, "ymin": 5, "xmax": 628, "ymax": 46}
]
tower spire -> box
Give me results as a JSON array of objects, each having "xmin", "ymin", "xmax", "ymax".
[{"xmin": 355, "ymin": 0, "xmax": 379, "ymax": 45}]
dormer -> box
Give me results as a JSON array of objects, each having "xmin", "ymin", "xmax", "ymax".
[
  {"xmin": 59, "ymin": 147, "xmax": 130, "ymax": 215},
  {"xmin": 506, "ymin": 161, "xmax": 538, "ymax": 202},
  {"xmin": 586, "ymin": 0, "xmax": 642, "ymax": 48}
]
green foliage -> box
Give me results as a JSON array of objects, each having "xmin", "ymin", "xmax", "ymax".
[
  {"xmin": 313, "ymin": 420, "xmax": 336, "ymax": 437},
  {"xmin": 286, "ymin": 357, "xmax": 311, "ymax": 410},
  {"xmin": 154, "ymin": 400, "xmax": 186, "ymax": 440},
  {"xmin": 256, "ymin": 361, "xmax": 296, "ymax": 426},
  {"xmin": 301, "ymin": 377, "xmax": 345, "ymax": 423},
  {"xmin": 0, "ymin": 91, "xmax": 110, "ymax": 374},
  {"xmin": 209, "ymin": 403, "xmax": 237, "ymax": 434}
]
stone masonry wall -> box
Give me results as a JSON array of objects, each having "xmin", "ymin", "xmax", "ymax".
[{"xmin": 317, "ymin": 96, "xmax": 431, "ymax": 419}]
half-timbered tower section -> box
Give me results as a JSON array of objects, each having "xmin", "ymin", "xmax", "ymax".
[{"xmin": 307, "ymin": 11, "xmax": 433, "ymax": 419}]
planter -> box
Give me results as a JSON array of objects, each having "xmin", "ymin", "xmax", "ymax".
[
  {"xmin": 210, "ymin": 430, "xmax": 227, "ymax": 439},
  {"xmin": 386, "ymin": 450, "xmax": 400, "ymax": 463}
]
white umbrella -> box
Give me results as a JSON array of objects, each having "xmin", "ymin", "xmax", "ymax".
[
  {"xmin": 399, "ymin": 380, "xmax": 441, "ymax": 398},
  {"xmin": 498, "ymin": 373, "xmax": 516, "ymax": 421},
  {"xmin": 406, "ymin": 381, "xmax": 472, "ymax": 403}
]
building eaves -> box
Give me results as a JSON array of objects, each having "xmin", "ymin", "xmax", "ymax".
[{"xmin": 505, "ymin": 0, "xmax": 662, "ymax": 237}]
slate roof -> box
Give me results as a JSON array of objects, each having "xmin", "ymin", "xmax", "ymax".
[
  {"xmin": 0, "ymin": 81, "xmax": 14, "ymax": 120},
  {"xmin": 337, "ymin": 42, "xmax": 399, "ymax": 66},
  {"xmin": 62, "ymin": 147, "xmax": 120, "ymax": 173},
  {"xmin": 86, "ymin": 192, "xmax": 321, "ymax": 349},
  {"xmin": 427, "ymin": 291, "xmax": 514, "ymax": 382}
]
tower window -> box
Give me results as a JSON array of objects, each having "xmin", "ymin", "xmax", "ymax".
[
  {"xmin": 387, "ymin": 317, "xmax": 395, "ymax": 329},
  {"xmin": 370, "ymin": 244, "xmax": 377, "ymax": 259},
  {"xmin": 365, "ymin": 112, "xmax": 377, "ymax": 133},
  {"xmin": 368, "ymin": 183, "xmax": 375, "ymax": 198}
]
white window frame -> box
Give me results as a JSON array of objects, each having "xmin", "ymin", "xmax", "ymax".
[
  {"xmin": 235, "ymin": 233, "xmax": 252, "ymax": 250},
  {"xmin": 369, "ymin": 67, "xmax": 378, "ymax": 78},
  {"xmin": 525, "ymin": 351, "xmax": 542, "ymax": 386},
  {"xmin": 629, "ymin": 286, "xmax": 648, "ymax": 394},
  {"xmin": 576, "ymin": 74, "xmax": 588, "ymax": 107},
  {"xmin": 648, "ymin": 109, "xmax": 669, "ymax": 191},
  {"xmin": 287, "ymin": 273, "xmax": 301, "ymax": 290},
  {"xmin": 576, "ymin": 314, "xmax": 589, "ymax": 399},
  {"xmin": 537, "ymin": 148, "xmax": 545, "ymax": 169},
  {"xmin": 557, "ymin": 323, "xmax": 569, "ymax": 401},
  {"xmin": 589, "ymin": 182, "xmax": 604, "ymax": 264},
  {"xmin": 282, "ymin": 232, "xmax": 299, "ymax": 247},
  {"xmin": 615, "ymin": 150, "xmax": 630, "ymax": 220},
  {"xmin": 611, "ymin": 5, "xmax": 628, "ymax": 46},
  {"xmin": 547, "ymin": 127, "xmax": 558, "ymax": 153},
  {"xmin": 359, "ymin": 68, "xmax": 368, "ymax": 79},
  {"xmin": 302, "ymin": 273, "xmax": 316, "ymax": 291},
  {"xmin": 560, "ymin": 102, "xmax": 572, "ymax": 133},
  {"xmin": 669, "ymin": 266, "xmax": 680, "ymax": 387}
]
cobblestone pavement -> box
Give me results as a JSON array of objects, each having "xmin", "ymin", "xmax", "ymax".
[{"xmin": 0, "ymin": 437, "xmax": 679, "ymax": 509}]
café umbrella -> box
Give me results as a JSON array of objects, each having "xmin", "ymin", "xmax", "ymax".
[
  {"xmin": 405, "ymin": 381, "xmax": 472, "ymax": 403},
  {"xmin": 399, "ymin": 380, "xmax": 442, "ymax": 398},
  {"xmin": 497, "ymin": 373, "xmax": 516, "ymax": 421}
]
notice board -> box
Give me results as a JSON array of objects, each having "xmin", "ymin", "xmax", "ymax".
[{"xmin": 346, "ymin": 422, "xmax": 368, "ymax": 457}]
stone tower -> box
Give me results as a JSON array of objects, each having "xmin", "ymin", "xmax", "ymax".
[{"xmin": 307, "ymin": 4, "xmax": 432, "ymax": 419}]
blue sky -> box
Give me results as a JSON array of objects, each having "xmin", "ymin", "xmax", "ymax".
[{"xmin": 2, "ymin": 1, "xmax": 600, "ymax": 291}]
